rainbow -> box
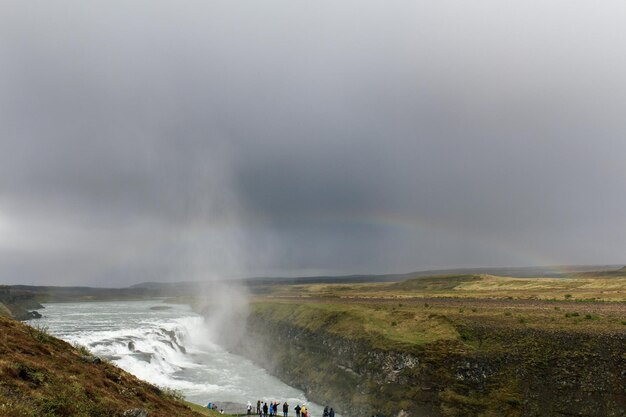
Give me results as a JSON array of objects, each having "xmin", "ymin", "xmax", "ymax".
[{"xmin": 311, "ymin": 209, "xmax": 571, "ymax": 276}]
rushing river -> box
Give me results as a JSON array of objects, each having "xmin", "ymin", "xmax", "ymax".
[{"xmin": 39, "ymin": 300, "xmax": 325, "ymax": 415}]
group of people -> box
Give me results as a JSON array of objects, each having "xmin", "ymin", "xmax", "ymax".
[
  {"xmin": 247, "ymin": 400, "xmax": 336, "ymax": 417},
  {"xmin": 205, "ymin": 402, "xmax": 225, "ymax": 414},
  {"xmin": 249, "ymin": 400, "xmax": 288, "ymax": 417}
]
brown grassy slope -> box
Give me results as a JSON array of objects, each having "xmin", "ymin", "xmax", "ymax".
[{"xmin": 0, "ymin": 316, "xmax": 205, "ymax": 417}]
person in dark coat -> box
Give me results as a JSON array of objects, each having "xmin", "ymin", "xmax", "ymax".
[
  {"xmin": 329, "ymin": 408, "xmax": 335, "ymax": 417},
  {"xmin": 263, "ymin": 402, "xmax": 269, "ymax": 417},
  {"xmin": 294, "ymin": 404, "xmax": 301, "ymax": 417},
  {"xmin": 283, "ymin": 402, "xmax": 289, "ymax": 417}
]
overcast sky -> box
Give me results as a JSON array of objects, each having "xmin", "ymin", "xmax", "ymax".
[{"xmin": 1, "ymin": 1, "xmax": 626, "ymax": 286}]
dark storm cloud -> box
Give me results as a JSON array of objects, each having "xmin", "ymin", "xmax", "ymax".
[{"xmin": 1, "ymin": 1, "xmax": 625, "ymax": 285}]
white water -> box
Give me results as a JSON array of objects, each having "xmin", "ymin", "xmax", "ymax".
[{"xmin": 39, "ymin": 300, "xmax": 327, "ymax": 415}]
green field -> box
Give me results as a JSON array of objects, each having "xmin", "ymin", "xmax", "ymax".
[{"xmin": 255, "ymin": 271, "xmax": 626, "ymax": 352}]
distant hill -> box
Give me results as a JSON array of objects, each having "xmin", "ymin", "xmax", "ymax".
[
  {"xmin": 391, "ymin": 274, "xmax": 485, "ymax": 291},
  {"xmin": 7, "ymin": 285, "xmax": 156, "ymax": 300},
  {"xmin": 3, "ymin": 265, "xmax": 624, "ymax": 306},
  {"xmin": 572, "ymin": 266, "xmax": 626, "ymax": 278},
  {"xmin": 130, "ymin": 264, "xmax": 626, "ymax": 290}
]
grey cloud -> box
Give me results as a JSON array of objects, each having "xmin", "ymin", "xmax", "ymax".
[{"xmin": 1, "ymin": 1, "xmax": 625, "ymax": 285}]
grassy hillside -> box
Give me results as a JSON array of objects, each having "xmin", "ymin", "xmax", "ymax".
[
  {"xmin": 252, "ymin": 301, "xmax": 460, "ymax": 351},
  {"xmin": 267, "ymin": 270, "xmax": 626, "ymax": 302},
  {"xmin": 251, "ymin": 292, "xmax": 626, "ymax": 353},
  {"xmin": 255, "ymin": 271, "xmax": 626, "ymax": 352},
  {"xmin": 0, "ymin": 316, "xmax": 207, "ymax": 417}
]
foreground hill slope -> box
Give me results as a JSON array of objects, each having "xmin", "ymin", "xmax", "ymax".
[{"xmin": 0, "ymin": 316, "xmax": 205, "ymax": 417}]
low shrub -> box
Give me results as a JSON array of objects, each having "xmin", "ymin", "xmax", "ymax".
[{"xmin": 25, "ymin": 323, "xmax": 52, "ymax": 344}]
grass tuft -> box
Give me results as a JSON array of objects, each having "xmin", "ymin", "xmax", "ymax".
[{"xmin": 25, "ymin": 323, "xmax": 52, "ymax": 344}]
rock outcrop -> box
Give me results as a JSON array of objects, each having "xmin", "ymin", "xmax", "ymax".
[{"xmin": 0, "ymin": 286, "xmax": 44, "ymax": 320}]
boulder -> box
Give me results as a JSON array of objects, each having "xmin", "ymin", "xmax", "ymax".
[{"xmin": 122, "ymin": 409, "xmax": 149, "ymax": 417}]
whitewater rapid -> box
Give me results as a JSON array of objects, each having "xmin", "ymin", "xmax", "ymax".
[{"xmin": 39, "ymin": 300, "xmax": 325, "ymax": 415}]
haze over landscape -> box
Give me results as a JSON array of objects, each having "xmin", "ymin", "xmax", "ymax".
[
  {"xmin": 2, "ymin": 1, "xmax": 626, "ymax": 287},
  {"xmin": 2, "ymin": 3, "xmax": 626, "ymax": 417}
]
